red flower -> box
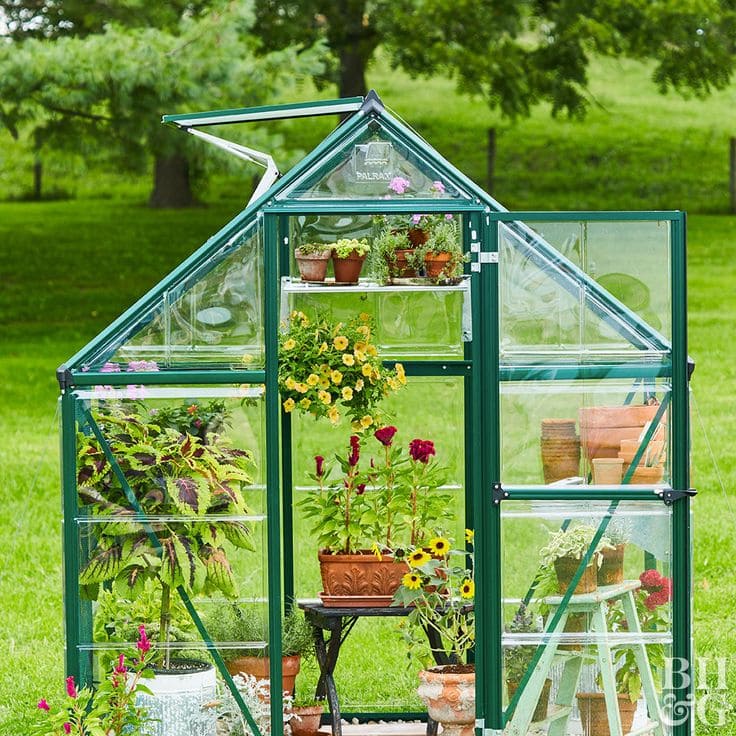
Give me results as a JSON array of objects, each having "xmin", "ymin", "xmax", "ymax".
[
  {"xmin": 409, "ymin": 438, "xmax": 436, "ymax": 464},
  {"xmin": 356, "ymin": 483, "xmax": 366, "ymax": 495},
  {"xmin": 114, "ymin": 654, "xmax": 127, "ymax": 675},
  {"xmin": 315, "ymin": 455, "xmax": 325, "ymax": 478},
  {"xmin": 349, "ymin": 435, "xmax": 360, "ymax": 467},
  {"xmin": 187, "ymin": 404, "xmax": 198, "ymax": 415},
  {"xmin": 63, "ymin": 723, "xmax": 71, "ymax": 735},
  {"xmin": 65, "ymin": 676, "xmax": 77, "ymax": 699},
  {"xmin": 37, "ymin": 699, "xmax": 50, "ymax": 711},
  {"xmin": 374, "ymin": 425, "xmax": 398, "ymax": 447},
  {"xmin": 639, "ymin": 569, "xmax": 663, "ymax": 591},
  {"xmin": 137, "ymin": 625, "xmax": 151, "ymax": 654}
]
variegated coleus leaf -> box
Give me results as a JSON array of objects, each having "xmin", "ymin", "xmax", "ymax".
[
  {"xmin": 200, "ymin": 544, "xmax": 237, "ymax": 598},
  {"xmin": 165, "ymin": 475, "xmax": 212, "ymax": 516},
  {"xmin": 159, "ymin": 533, "xmax": 205, "ymax": 594},
  {"xmin": 220, "ymin": 520, "xmax": 255, "ymax": 551}
]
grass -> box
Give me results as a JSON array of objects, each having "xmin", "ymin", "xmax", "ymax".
[{"xmin": 1, "ymin": 57, "xmax": 736, "ymax": 733}]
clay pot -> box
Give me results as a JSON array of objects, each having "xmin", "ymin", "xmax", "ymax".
[
  {"xmin": 598, "ymin": 543, "xmax": 626, "ymax": 586},
  {"xmin": 560, "ymin": 612, "xmax": 587, "ymax": 651},
  {"xmin": 592, "ymin": 457, "xmax": 625, "ymax": 484},
  {"xmin": 294, "ymin": 249, "xmax": 331, "ymax": 282},
  {"xmin": 332, "ymin": 251, "xmax": 366, "ymax": 284},
  {"xmin": 576, "ymin": 692, "xmax": 637, "ymax": 736},
  {"xmin": 541, "ymin": 419, "xmax": 577, "ymax": 439},
  {"xmin": 627, "ymin": 464, "xmax": 666, "ymax": 484},
  {"xmin": 553, "ymin": 555, "xmax": 598, "ymax": 594},
  {"xmin": 407, "ymin": 227, "xmax": 430, "ymax": 247},
  {"xmin": 417, "ymin": 665, "xmax": 475, "ymax": 736},
  {"xmin": 318, "ymin": 551, "xmax": 408, "ymax": 607},
  {"xmin": 290, "ymin": 705, "xmax": 324, "ymax": 736},
  {"xmin": 424, "ymin": 251, "xmax": 453, "ymax": 279},
  {"xmin": 541, "ymin": 437, "xmax": 581, "ymax": 483},
  {"xmin": 506, "ymin": 678, "xmax": 552, "ymax": 722},
  {"xmin": 579, "ymin": 404, "xmax": 661, "ymax": 461},
  {"xmin": 226, "ymin": 654, "xmax": 301, "ymax": 696},
  {"xmin": 390, "ymin": 248, "xmax": 419, "ymax": 278}
]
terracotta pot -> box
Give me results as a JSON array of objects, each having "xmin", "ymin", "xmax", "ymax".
[
  {"xmin": 598, "ymin": 543, "xmax": 626, "ymax": 586},
  {"xmin": 294, "ymin": 249, "xmax": 331, "ymax": 282},
  {"xmin": 576, "ymin": 692, "xmax": 637, "ymax": 736},
  {"xmin": 417, "ymin": 665, "xmax": 475, "ymax": 736},
  {"xmin": 627, "ymin": 464, "xmax": 665, "ymax": 484},
  {"xmin": 407, "ymin": 227, "xmax": 430, "ymax": 247},
  {"xmin": 506, "ymin": 678, "xmax": 552, "ymax": 722},
  {"xmin": 579, "ymin": 404, "xmax": 662, "ymax": 461},
  {"xmin": 424, "ymin": 251, "xmax": 453, "ymax": 279},
  {"xmin": 290, "ymin": 705, "xmax": 324, "ymax": 736},
  {"xmin": 619, "ymin": 438, "xmax": 665, "ymax": 457},
  {"xmin": 318, "ymin": 551, "xmax": 408, "ymax": 607},
  {"xmin": 553, "ymin": 555, "xmax": 598, "ymax": 594},
  {"xmin": 389, "ymin": 248, "xmax": 419, "ymax": 278},
  {"xmin": 332, "ymin": 252, "xmax": 366, "ymax": 283},
  {"xmin": 560, "ymin": 612, "xmax": 587, "ymax": 651},
  {"xmin": 541, "ymin": 437, "xmax": 580, "ymax": 483},
  {"xmin": 226, "ymin": 654, "xmax": 301, "ymax": 696},
  {"xmin": 541, "ymin": 418, "xmax": 577, "ymax": 439},
  {"xmin": 592, "ymin": 457, "xmax": 625, "ymax": 484}
]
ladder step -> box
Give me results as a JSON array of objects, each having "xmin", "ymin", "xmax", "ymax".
[
  {"xmin": 626, "ymin": 720, "xmax": 660, "ymax": 736},
  {"xmin": 538, "ymin": 705, "xmax": 572, "ymax": 725}
]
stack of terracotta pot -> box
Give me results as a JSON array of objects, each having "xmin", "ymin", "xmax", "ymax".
[
  {"xmin": 618, "ymin": 436, "xmax": 666, "ymax": 483},
  {"xmin": 540, "ymin": 419, "xmax": 581, "ymax": 484},
  {"xmin": 579, "ymin": 404, "xmax": 660, "ymax": 462}
]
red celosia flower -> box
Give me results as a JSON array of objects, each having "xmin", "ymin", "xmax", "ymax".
[
  {"xmin": 349, "ymin": 435, "xmax": 360, "ymax": 467},
  {"xmin": 137, "ymin": 625, "xmax": 151, "ymax": 654},
  {"xmin": 63, "ymin": 723, "xmax": 71, "ymax": 734},
  {"xmin": 65, "ymin": 676, "xmax": 77, "ymax": 699},
  {"xmin": 374, "ymin": 426, "xmax": 398, "ymax": 447},
  {"xmin": 37, "ymin": 699, "xmax": 50, "ymax": 711},
  {"xmin": 639, "ymin": 569, "xmax": 663, "ymax": 591},
  {"xmin": 315, "ymin": 455, "xmax": 325, "ymax": 478},
  {"xmin": 356, "ymin": 483, "xmax": 366, "ymax": 495},
  {"xmin": 409, "ymin": 439, "xmax": 436, "ymax": 464},
  {"xmin": 114, "ymin": 654, "xmax": 127, "ymax": 675}
]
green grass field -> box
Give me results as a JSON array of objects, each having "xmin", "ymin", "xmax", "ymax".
[{"xmin": 2, "ymin": 57, "xmax": 736, "ymax": 735}]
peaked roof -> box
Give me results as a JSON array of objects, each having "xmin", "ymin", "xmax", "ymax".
[{"xmin": 59, "ymin": 91, "xmax": 672, "ymax": 386}]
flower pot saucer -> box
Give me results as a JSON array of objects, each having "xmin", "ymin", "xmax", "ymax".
[
  {"xmin": 388, "ymin": 277, "xmax": 464, "ymax": 286},
  {"xmin": 299, "ymin": 278, "xmax": 359, "ymax": 286}
]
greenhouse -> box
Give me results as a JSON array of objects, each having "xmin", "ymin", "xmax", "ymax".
[{"xmin": 57, "ymin": 90, "xmax": 694, "ymax": 736}]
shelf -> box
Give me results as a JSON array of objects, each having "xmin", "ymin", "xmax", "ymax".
[{"xmin": 281, "ymin": 276, "xmax": 470, "ymax": 294}]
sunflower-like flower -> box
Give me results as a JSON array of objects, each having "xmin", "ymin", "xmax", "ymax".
[
  {"xmin": 465, "ymin": 529, "xmax": 474, "ymax": 544},
  {"xmin": 460, "ymin": 579, "xmax": 475, "ymax": 599},
  {"xmin": 282, "ymin": 398, "xmax": 296, "ymax": 413},
  {"xmin": 333, "ymin": 336, "xmax": 349, "ymax": 351},
  {"xmin": 428, "ymin": 537, "xmax": 451, "ymax": 556},
  {"xmin": 402, "ymin": 572, "xmax": 422, "ymax": 590},
  {"xmin": 408, "ymin": 549, "xmax": 431, "ymax": 567}
]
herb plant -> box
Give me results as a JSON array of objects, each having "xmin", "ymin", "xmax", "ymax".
[
  {"xmin": 295, "ymin": 242, "xmax": 331, "ymax": 256},
  {"xmin": 331, "ymin": 238, "xmax": 370, "ymax": 258},
  {"xmin": 539, "ymin": 524, "xmax": 612, "ymax": 568}
]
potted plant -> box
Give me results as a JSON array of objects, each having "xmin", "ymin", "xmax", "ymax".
[
  {"xmin": 539, "ymin": 525, "xmax": 612, "ymax": 594},
  {"xmin": 76, "ymin": 400, "xmax": 257, "ymax": 736},
  {"xmin": 372, "ymin": 224, "xmax": 419, "ymax": 282},
  {"xmin": 393, "ymin": 534, "xmax": 475, "ymax": 736},
  {"xmin": 294, "ymin": 242, "xmax": 332, "ymax": 282},
  {"xmin": 278, "ymin": 311, "xmax": 405, "ymax": 429},
  {"xmin": 289, "ymin": 694, "xmax": 325, "ymax": 736},
  {"xmin": 504, "ymin": 604, "xmax": 551, "ymax": 722},
  {"xmin": 204, "ymin": 602, "xmax": 313, "ymax": 696},
  {"xmin": 330, "ymin": 238, "xmax": 371, "ymax": 283},
  {"xmin": 416, "ymin": 217, "xmax": 466, "ymax": 281},
  {"xmin": 597, "ymin": 517, "xmax": 632, "ymax": 586}
]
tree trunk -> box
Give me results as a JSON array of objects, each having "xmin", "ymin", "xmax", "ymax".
[
  {"xmin": 338, "ymin": 46, "xmax": 368, "ymax": 98},
  {"xmin": 33, "ymin": 157, "xmax": 42, "ymax": 201},
  {"xmin": 149, "ymin": 153, "xmax": 195, "ymax": 208}
]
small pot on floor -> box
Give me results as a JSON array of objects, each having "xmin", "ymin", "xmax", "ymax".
[{"xmin": 290, "ymin": 704, "xmax": 324, "ymax": 736}]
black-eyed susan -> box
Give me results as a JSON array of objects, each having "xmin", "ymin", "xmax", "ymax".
[
  {"xmin": 402, "ymin": 572, "xmax": 422, "ymax": 590},
  {"xmin": 460, "ymin": 579, "xmax": 475, "ymax": 598},
  {"xmin": 408, "ymin": 549, "xmax": 431, "ymax": 567},
  {"xmin": 428, "ymin": 537, "xmax": 451, "ymax": 556},
  {"xmin": 465, "ymin": 529, "xmax": 474, "ymax": 543}
]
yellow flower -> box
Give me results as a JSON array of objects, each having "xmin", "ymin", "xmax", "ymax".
[
  {"xmin": 328, "ymin": 406, "xmax": 340, "ymax": 425},
  {"xmin": 320, "ymin": 363, "xmax": 331, "ymax": 375},
  {"xmin": 318, "ymin": 341, "xmax": 328, "ymax": 354},
  {"xmin": 360, "ymin": 415, "xmax": 374, "ymax": 428},
  {"xmin": 402, "ymin": 572, "xmax": 422, "ymax": 590},
  {"xmin": 282, "ymin": 398, "xmax": 296, "ymax": 413},
  {"xmin": 359, "ymin": 312, "xmax": 371, "ymax": 322},
  {"xmin": 387, "ymin": 377, "xmax": 400, "ymax": 391},
  {"xmin": 307, "ymin": 373, "xmax": 320, "ymax": 386},
  {"xmin": 319, "ymin": 377, "xmax": 330, "ymax": 389},
  {"xmin": 366, "ymin": 344, "xmax": 378, "ymax": 357},
  {"xmin": 341, "ymin": 387, "xmax": 354, "ymax": 401},
  {"xmin": 318, "ymin": 390, "xmax": 332, "ymax": 405},
  {"xmin": 460, "ymin": 579, "xmax": 475, "ymax": 599},
  {"xmin": 353, "ymin": 350, "xmax": 366, "ymax": 363},
  {"xmin": 299, "ymin": 398, "xmax": 311, "ymax": 410},
  {"xmin": 362, "ymin": 363, "xmax": 373, "ymax": 377},
  {"xmin": 241, "ymin": 353, "xmax": 254, "ymax": 364},
  {"xmin": 342, "ymin": 353, "xmax": 355, "ymax": 367},
  {"xmin": 331, "ymin": 370, "xmax": 343, "ymax": 385},
  {"xmin": 295, "ymin": 382, "xmax": 309, "ymax": 394},
  {"xmin": 354, "ymin": 378, "xmax": 364, "ymax": 392},
  {"xmin": 428, "ymin": 537, "xmax": 451, "ymax": 556},
  {"xmin": 283, "ymin": 338, "xmax": 296, "ymax": 351},
  {"xmin": 408, "ymin": 549, "xmax": 431, "ymax": 567},
  {"xmin": 354, "ymin": 341, "xmax": 367, "ymax": 353},
  {"xmin": 285, "ymin": 377, "xmax": 296, "ymax": 390},
  {"xmin": 465, "ymin": 529, "xmax": 475, "ymax": 543},
  {"xmin": 333, "ymin": 336, "xmax": 349, "ymax": 351},
  {"xmin": 357, "ymin": 325, "xmax": 371, "ymax": 337}
]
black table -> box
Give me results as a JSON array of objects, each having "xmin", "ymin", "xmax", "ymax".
[{"xmin": 299, "ymin": 602, "xmax": 469, "ymax": 736}]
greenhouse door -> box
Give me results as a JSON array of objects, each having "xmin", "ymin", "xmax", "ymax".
[{"xmin": 475, "ymin": 212, "xmax": 693, "ymax": 736}]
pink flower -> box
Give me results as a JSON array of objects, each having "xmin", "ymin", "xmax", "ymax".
[
  {"xmin": 114, "ymin": 654, "xmax": 127, "ymax": 675},
  {"xmin": 348, "ymin": 435, "xmax": 360, "ymax": 467},
  {"xmin": 444, "ymin": 213, "xmax": 454, "ymax": 220},
  {"xmin": 101, "ymin": 362, "xmax": 120, "ymax": 373},
  {"xmin": 431, "ymin": 180, "xmax": 446, "ymax": 193},
  {"xmin": 388, "ymin": 176, "xmax": 411, "ymax": 195},
  {"xmin": 65, "ymin": 677, "xmax": 77, "ymax": 699},
  {"xmin": 639, "ymin": 569, "xmax": 663, "ymax": 591},
  {"xmin": 63, "ymin": 723, "xmax": 71, "ymax": 734},
  {"xmin": 374, "ymin": 426, "xmax": 398, "ymax": 447},
  {"xmin": 409, "ymin": 438, "xmax": 436, "ymax": 464},
  {"xmin": 127, "ymin": 360, "xmax": 159, "ymax": 372},
  {"xmin": 37, "ymin": 699, "xmax": 50, "ymax": 711},
  {"xmin": 411, "ymin": 214, "xmax": 423, "ymax": 225},
  {"xmin": 137, "ymin": 625, "xmax": 151, "ymax": 654}
]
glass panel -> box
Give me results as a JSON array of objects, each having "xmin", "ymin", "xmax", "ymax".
[
  {"xmin": 501, "ymin": 379, "xmax": 670, "ymax": 487},
  {"xmin": 499, "ymin": 220, "xmax": 671, "ymax": 365},
  {"xmin": 278, "ymin": 127, "xmax": 471, "ymax": 200},
  {"xmin": 83, "ymin": 218, "xmax": 264, "ymax": 370},
  {"xmin": 501, "ymin": 500, "xmax": 673, "ymax": 736}
]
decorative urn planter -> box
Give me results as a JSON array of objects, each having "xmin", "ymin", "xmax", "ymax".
[
  {"xmin": 417, "ymin": 665, "xmax": 475, "ymax": 736},
  {"xmin": 226, "ymin": 653, "xmax": 301, "ymax": 696}
]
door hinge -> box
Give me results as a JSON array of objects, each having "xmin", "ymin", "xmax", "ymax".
[
  {"xmin": 471, "ymin": 248, "xmax": 499, "ymax": 272},
  {"xmin": 492, "ymin": 483, "xmax": 509, "ymax": 504},
  {"xmin": 657, "ymin": 487, "xmax": 697, "ymax": 505}
]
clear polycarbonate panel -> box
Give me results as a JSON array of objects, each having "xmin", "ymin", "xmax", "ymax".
[
  {"xmin": 501, "ymin": 500, "xmax": 673, "ymax": 736},
  {"xmin": 82, "ymin": 218, "xmax": 264, "ymax": 371},
  {"xmin": 501, "ymin": 378, "xmax": 671, "ymax": 487},
  {"xmin": 278, "ymin": 126, "xmax": 471, "ymax": 200},
  {"xmin": 499, "ymin": 219, "xmax": 671, "ymax": 365}
]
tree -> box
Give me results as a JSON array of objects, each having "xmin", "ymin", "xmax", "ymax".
[
  {"xmin": 253, "ymin": 0, "xmax": 736, "ymax": 118},
  {"xmin": 0, "ymin": 1, "xmax": 324, "ymax": 206}
]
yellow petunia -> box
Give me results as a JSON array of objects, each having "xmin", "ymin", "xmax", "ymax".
[
  {"xmin": 465, "ymin": 529, "xmax": 475, "ymax": 543},
  {"xmin": 333, "ymin": 336, "xmax": 349, "ymax": 351},
  {"xmin": 282, "ymin": 398, "xmax": 296, "ymax": 413},
  {"xmin": 460, "ymin": 579, "xmax": 475, "ymax": 599},
  {"xmin": 318, "ymin": 341, "xmax": 329, "ymax": 354},
  {"xmin": 319, "ymin": 377, "xmax": 330, "ymax": 389},
  {"xmin": 357, "ymin": 325, "xmax": 371, "ymax": 337},
  {"xmin": 395, "ymin": 363, "xmax": 407, "ymax": 385},
  {"xmin": 387, "ymin": 377, "xmax": 400, "ymax": 391},
  {"xmin": 283, "ymin": 338, "xmax": 296, "ymax": 351},
  {"xmin": 354, "ymin": 341, "xmax": 367, "ymax": 353},
  {"xmin": 330, "ymin": 370, "xmax": 343, "ymax": 385},
  {"xmin": 318, "ymin": 390, "xmax": 332, "ymax": 405},
  {"xmin": 360, "ymin": 415, "xmax": 374, "ymax": 428},
  {"xmin": 328, "ymin": 406, "xmax": 341, "ymax": 425},
  {"xmin": 285, "ymin": 377, "xmax": 297, "ymax": 390},
  {"xmin": 306, "ymin": 373, "xmax": 320, "ymax": 386},
  {"xmin": 402, "ymin": 572, "xmax": 422, "ymax": 590},
  {"xmin": 366, "ymin": 344, "xmax": 378, "ymax": 357},
  {"xmin": 362, "ymin": 363, "xmax": 373, "ymax": 377},
  {"xmin": 299, "ymin": 398, "xmax": 312, "ymax": 410},
  {"xmin": 408, "ymin": 549, "xmax": 431, "ymax": 567},
  {"xmin": 354, "ymin": 378, "xmax": 364, "ymax": 392},
  {"xmin": 342, "ymin": 353, "xmax": 355, "ymax": 367},
  {"xmin": 359, "ymin": 312, "xmax": 371, "ymax": 322},
  {"xmin": 295, "ymin": 383, "xmax": 309, "ymax": 394},
  {"xmin": 428, "ymin": 537, "xmax": 451, "ymax": 556},
  {"xmin": 353, "ymin": 350, "xmax": 366, "ymax": 363},
  {"xmin": 341, "ymin": 387, "xmax": 354, "ymax": 401},
  {"xmin": 320, "ymin": 363, "xmax": 331, "ymax": 375}
]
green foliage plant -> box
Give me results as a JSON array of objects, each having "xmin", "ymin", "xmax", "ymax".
[
  {"xmin": 331, "ymin": 238, "xmax": 370, "ymax": 259},
  {"xmin": 371, "ymin": 227, "xmax": 412, "ymax": 284},
  {"xmin": 295, "ymin": 242, "xmax": 331, "ymax": 256},
  {"xmin": 539, "ymin": 524, "xmax": 612, "ymax": 569},
  {"xmin": 76, "ymin": 400, "xmax": 257, "ymax": 668},
  {"xmin": 504, "ymin": 603, "xmax": 543, "ymax": 684}
]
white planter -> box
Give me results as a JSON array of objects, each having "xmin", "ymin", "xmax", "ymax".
[{"xmin": 137, "ymin": 660, "xmax": 217, "ymax": 736}]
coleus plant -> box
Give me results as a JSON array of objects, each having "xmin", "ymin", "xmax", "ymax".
[{"xmin": 76, "ymin": 400, "xmax": 257, "ymax": 668}]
